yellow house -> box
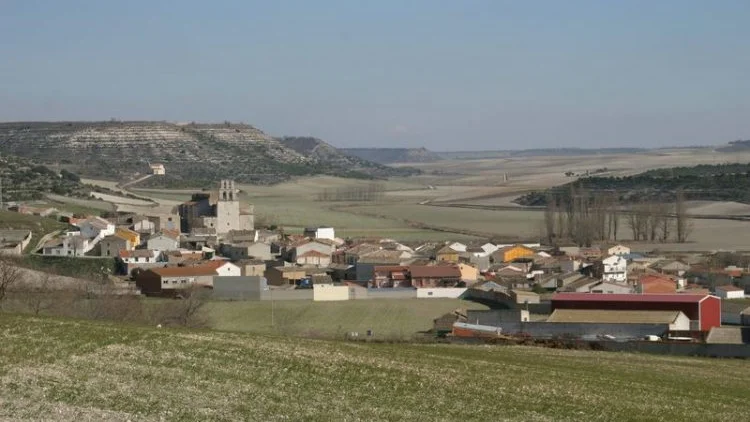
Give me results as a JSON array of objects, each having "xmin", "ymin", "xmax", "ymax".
[
  {"xmin": 457, "ymin": 263, "xmax": 479, "ymax": 283},
  {"xmin": 115, "ymin": 227, "xmax": 140, "ymax": 249},
  {"xmin": 495, "ymin": 244, "xmax": 535, "ymax": 263},
  {"xmin": 436, "ymin": 245, "xmax": 459, "ymax": 263}
]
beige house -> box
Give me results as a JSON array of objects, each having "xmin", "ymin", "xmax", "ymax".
[
  {"xmin": 457, "ymin": 263, "xmax": 479, "ymax": 283},
  {"xmin": 237, "ymin": 259, "xmax": 266, "ymax": 277},
  {"xmin": 296, "ymin": 250, "xmax": 332, "ymax": 267}
]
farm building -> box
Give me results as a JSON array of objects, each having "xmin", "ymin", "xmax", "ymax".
[
  {"xmin": 492, "ymin": 244, "xmax": 536, "ymax": 263},
  {"xmin": 150, "ymin": 163, "xmax": 166, "ymax": 175},
  {"xmin": 547, "ymin": 309, "xmax": 691, "ymax": 332},
  {"xmin": 715, "ymin": 285, "xmax": 745, "ymax": 300},
  {"xmin": 550, "ymin": 293, "xmax": 721, "ymax": 332},
  {"xmin": 313, "ymin": 283, "xmax": 350, "ymax": 301}
]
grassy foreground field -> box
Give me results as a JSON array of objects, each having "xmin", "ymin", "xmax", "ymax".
[
  {"xmin": 205, "ymin": 298, "xmax": 488, "ymax": 338},
  {"xmin": 2, "ymin": 314, "xmax": 750, "ymax": 421}
]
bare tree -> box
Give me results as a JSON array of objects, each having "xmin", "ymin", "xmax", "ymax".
[
  {"xmin": 19, "ymin": 272, "xmax": 57, "ymax": 316},
  {"xmin": 159, "ymin": 286, "xmax": 210, "ymax": 327},
  {"xmin": 0, "ymin": 258, "xmax": 22, "ymax": 307},
  {"xmin": 675, "ymin": 189, "xmax": 693, "ymax": 243}
]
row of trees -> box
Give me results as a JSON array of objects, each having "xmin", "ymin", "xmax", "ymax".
[{"xmin": 543, "ymin": 186, "xmax": 692, "ymax": 246}]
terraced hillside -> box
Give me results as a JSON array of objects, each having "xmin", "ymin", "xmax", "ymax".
[
  {"xmin": 0, "ymin": 121, "xmax": 415, "ymax": 186},
  {"xmin": 2, "ymin": 314, "xmax": 750, "ymax": 421}
]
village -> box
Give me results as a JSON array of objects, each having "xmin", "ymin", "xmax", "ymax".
[{"xmin": 2, "ymin": 178, "xmax": 750, "ymax": 354}]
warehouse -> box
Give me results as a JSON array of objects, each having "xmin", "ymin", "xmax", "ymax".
[
  {"xmin": 547, "ymin": 309, "xmax": 691, "ymax": 332},
  {"xmin": 551, "ymin": 293, "xmax": 721, "ymax": 332}
]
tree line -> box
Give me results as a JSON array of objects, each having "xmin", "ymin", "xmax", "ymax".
[{"xmin": 543, "ymin": 186, "xmax": 692, "ymax": 246}]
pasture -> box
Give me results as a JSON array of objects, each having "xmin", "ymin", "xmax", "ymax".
[{"xmin": 2, "ymin": 314, "xmax": 750, "ymax": 421}]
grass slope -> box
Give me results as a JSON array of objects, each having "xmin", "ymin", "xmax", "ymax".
[
  {"xmin": 0, "ymin": 210, "xmax": 67, "ymax": 252},
  {"xmin": 2, "ymin": 314, "xmax": 750, "ymax": 421},
  {"xmin": 206, "ymin": 299, "xmax": 488, "ymax": 338}
]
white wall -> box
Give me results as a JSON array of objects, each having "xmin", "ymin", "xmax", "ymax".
[
  {"xmin": 216, "ymin": 262, "xmax": 241, "ymax": 277},
  {"xmin": 313, "ymin": 284, "xmax": 349, "ymax": 301},
  {"xmin": 717, "ymin": 289, "xmax": 745, "ymax": 300},
  {"xmin": 670, "ymin": 312, "xmax": 691, "ymax": 331},
  {"xmin": 417, "ymin": 288, "xmax": 467, "ymax": 299}
]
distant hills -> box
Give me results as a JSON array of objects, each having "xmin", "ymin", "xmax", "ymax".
[
  {"xmin": 516, "ymin": 162, "xmax": 750, "ymax": 206},
  {"xmin": 0, "ymin": 121, "xmax": 417, "ymax": 187},
  {"xmin": 339, "ymin": 147, "xmax": 442, "ymax": 164}
]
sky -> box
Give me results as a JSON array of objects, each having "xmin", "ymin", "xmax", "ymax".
[{"xmin": 1, "ymin": 0, "xmax": 749, "ymax": 150}]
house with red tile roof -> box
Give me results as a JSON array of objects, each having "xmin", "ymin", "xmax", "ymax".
[{"xmin": 637, "ymin": 274, "xmax": 677, "ymax": 294}]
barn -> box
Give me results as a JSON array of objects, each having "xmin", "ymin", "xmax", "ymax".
[{"xmin": 550, "ymin": 293, "xmax": 721, "ymax": 332}]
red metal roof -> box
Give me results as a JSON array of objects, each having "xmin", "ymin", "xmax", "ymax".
[{"xmin": 551, "ymin": 293, "xmax": 713, "ymax": 304}]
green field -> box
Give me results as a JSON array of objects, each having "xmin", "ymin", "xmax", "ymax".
[
  {"xmin": 205, "ymin": 299, "xmax": 487, "ymax": 339},
  {"xmin": 0, "ymin": 210, "xmax": 68, "ymax": 252},
  {"xmin": 2, "ymin": 314, "xmax": 749, "ymax": 421}
]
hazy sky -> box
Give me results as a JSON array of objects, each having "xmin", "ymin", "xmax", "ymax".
[{"xmin": 1, "ymin": 1, "xmax": 749, "ymax": 150}]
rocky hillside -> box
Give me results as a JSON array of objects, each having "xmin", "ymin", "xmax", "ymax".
[
  {"xmin": 278, "ymin": 137, "xmax": 419, "ymax": 178},
  {"xmin": 0, "ymin": 121, "xmax": 416, "ymax": 186},
  {"xmin": 339, "ymin": 147, "xmax": 442, "ymax": 164}
]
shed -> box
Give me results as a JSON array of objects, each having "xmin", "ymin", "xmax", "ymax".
[
  {"xmin": 547, "ymin": 309, "xmax": 690, "ymax": 331},
  {"xmin": 550, "ymin": 293, "xmax": 721, "ymax": 332}
]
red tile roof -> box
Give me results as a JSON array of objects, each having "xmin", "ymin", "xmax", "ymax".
[
  {"xmin": 639, "ymin": 275, "xmax": 677, "ymax": 294},
  {"xmin": 552, "ymin": 293, "xmax": 713, "ymax": 304},
  {"xmin": 409, "ymin": 265, "xmax": 461, "ymax": 278}
]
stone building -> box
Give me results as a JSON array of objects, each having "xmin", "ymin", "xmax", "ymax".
[{"xmin": 178, "ymin": 180, "xmax": 254, "ymax": 236}]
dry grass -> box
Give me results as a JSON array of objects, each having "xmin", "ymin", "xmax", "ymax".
[{"xmin": 2, "ymin": 314, "xmax": 750, "ymax": 421}]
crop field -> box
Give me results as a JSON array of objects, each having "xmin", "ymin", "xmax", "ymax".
[
  {"xmin": 346, "ymin": 204, "xmax": 545, "ymax": 239},
  {"xmin": 2, "ymin": 314, "xmax": 750, "ymax": 421},
  {"xmin": 205, "ymin": 298, "xmax": 487, "ymax": 339}
]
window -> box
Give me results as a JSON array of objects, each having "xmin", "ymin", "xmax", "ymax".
[{"xmin": 106, "ymin": 250, "xmax": 110, "ymax": 256}]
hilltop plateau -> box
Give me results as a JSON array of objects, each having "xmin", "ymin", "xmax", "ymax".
[{"xmin": 0, "ymin": 121, "xmax": 416, "ymax": 187}]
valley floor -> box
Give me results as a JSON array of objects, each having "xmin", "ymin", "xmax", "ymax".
[{"xmin": 1, "ymin": 314, "xmax": 749, "ymax": 421}]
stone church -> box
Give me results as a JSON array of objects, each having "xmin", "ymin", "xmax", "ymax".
[{"xmin": 177, "ymin": 180, "xmax": 254, "ymax": 236}]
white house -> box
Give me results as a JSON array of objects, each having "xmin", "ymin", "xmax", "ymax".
[
  {"xmin": 715, "ymin": 285, "xmax": 745, "ymax": 300},
  {"xmin": 132, "ymin": 218, "xmax": 156, "ymax": 235},
  {"xmin": 607, "ymin": 244, "xmax": 631, "ymax": 256},
  {"xmin": 601, "ymin": 255, "xmax": 627, "ymax": 283},
  {"xmin": 147, "ymin": 232, "xmax": 180, "ymax": 251},
  {"xmin": 119, "ymin": 249, "xmax": 162, "ymax": 264},
  {"xmin": 448, "ymin": 242, "xmax": 467, "ymax": 253},
  {"xmin": 150, "ymin": 163, "xmax": 166, "ymax": 175},
  {"xmin": 75, "ymin": 217, "xmax": 116, "ymax": 240},
  {"xmin": 303, "ymin": 226, "xmax": 335, "ymax": 240},
  {"xmin": 42, "ymin": 235, "xmax": 92, "ymax": 257},
  {"xmin": 207, "ymin": 261, "xmax": 241, "ymax": 277},
  {"xmin": 481, "ymin": 243, "xmax": 499, "ymax": 255}
]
